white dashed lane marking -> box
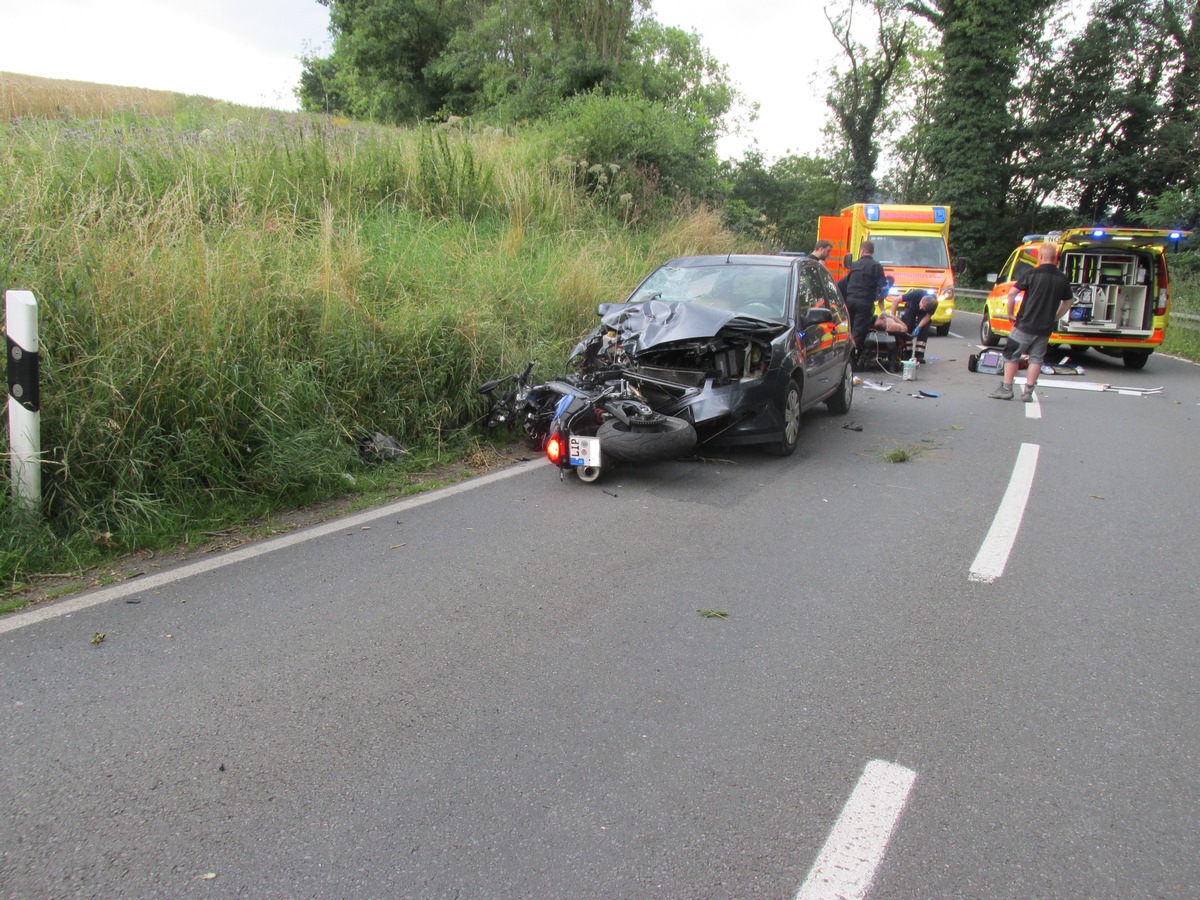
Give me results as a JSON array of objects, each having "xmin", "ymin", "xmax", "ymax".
[
  {"xmin": 795, "ymin": 760, "xmax": 918, "ymax": 900},
  {"xmin": 968, "ymin": 442, "xmax": 1039, "ymax": 583}
]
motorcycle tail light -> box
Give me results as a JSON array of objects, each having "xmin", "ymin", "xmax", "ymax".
[{"xmin": 545, "ymin": 433, "xmax": 566, "ymax": 465}]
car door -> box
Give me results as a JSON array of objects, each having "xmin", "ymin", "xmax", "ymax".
[
  {"xmin": 795, "ymin": 265, "xmax": 845, "ymax": 403},
  {"xmin": 989, "ymin": 246, "xmax": 1036, "ymax": 313}
]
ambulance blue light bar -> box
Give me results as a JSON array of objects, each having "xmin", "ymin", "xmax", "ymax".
[{"xmin": 865, "ymin": 205, "xmax": 880, "ymax": 221}]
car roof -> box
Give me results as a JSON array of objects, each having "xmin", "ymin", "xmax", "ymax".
[{"xmin": 660, "ymin": 254, "xmax": 807, "ymax": 270}]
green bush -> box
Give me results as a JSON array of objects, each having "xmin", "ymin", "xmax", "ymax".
[{"xmin": 550, "ymin": 92, "xmax": 717, "ymax": 203}]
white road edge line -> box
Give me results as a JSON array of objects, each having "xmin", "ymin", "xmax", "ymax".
[
  {"xmin": 0, "ymin": 460, "xmax": 543, "ymax": 635},
  {"xmin": 795, "ymin": 760, "xmax": 918, "ymax": 900},
  {"xmin": 968, "ymin": 442, "xmax": 1039, "ymax": 583}
]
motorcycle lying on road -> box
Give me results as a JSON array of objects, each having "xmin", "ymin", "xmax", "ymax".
[{"xmin": 478, "ymin": 357, "xmax": 697, "ymax": 482}]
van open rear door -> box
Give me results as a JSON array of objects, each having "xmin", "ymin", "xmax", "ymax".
[{"xmin": 818, "ymin": 215, "xmax": 851, "ymax": 280}]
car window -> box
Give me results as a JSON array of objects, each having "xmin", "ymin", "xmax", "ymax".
[
  {"xmin": 630, "ymin": 264, "xmax": 788, "ymax": 319},
  {"xmin": 809, "ymin": 267, "xmax": 848, "ymax": 323},
  {"xmin": 1004, "ymin": 247, "xmax": 1038, "ymax": 281}
]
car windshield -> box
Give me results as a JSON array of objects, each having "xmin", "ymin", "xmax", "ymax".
[
  {"xmin": 870, "ymin": 236, "xmax": 949, "ymax": 269},
  {"xmin": 628, "ymin": 264, "xmax": 789, "ymax": 320}
]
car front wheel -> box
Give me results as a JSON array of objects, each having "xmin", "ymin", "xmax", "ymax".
[{"xmin": 770, "ymin": 378, "xmax": 802, "ymax": 457}]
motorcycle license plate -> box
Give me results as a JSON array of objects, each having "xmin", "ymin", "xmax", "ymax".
[{"xmin": 568, "ymin": 435, "xmax": 600, "ymax": 467}]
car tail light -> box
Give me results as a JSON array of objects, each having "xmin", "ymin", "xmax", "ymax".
[
  {"xmin": 1154, "ymin": 288, "xmax": 1167, "ymax": 316},
  {"xmin": 545, "ymin": 433, "xmax": 565, "ymax": 465}
]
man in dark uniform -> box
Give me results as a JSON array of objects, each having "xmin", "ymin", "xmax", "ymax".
[
  {"xmin": 989, "ymin": 242, "xmax": 1074, "ymax": 401},
  {"xmin": 837, "ymin": 240, "xmax": 888, "ymax": 365},
  {"xmin": 892, "ymin": 287, "xmax": 938, "ymax": 363}
]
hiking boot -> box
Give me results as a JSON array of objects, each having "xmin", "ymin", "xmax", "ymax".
[
  {"xmin": 1021, "ymin": 386, "xmax": 1035, "ymax": 403},
  {"xmin": 988, "ymin": 383, "xmax": 1014, "ymax": 400}
]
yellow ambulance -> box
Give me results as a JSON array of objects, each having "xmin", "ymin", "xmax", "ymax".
[{"xmin": 818, "ymin": 203, "xmax": 958, "ymax": 335}]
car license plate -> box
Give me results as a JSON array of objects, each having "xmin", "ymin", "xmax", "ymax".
[{"xmin": 568, "ymin": 435, "xmax": 600, "ymax": 467}]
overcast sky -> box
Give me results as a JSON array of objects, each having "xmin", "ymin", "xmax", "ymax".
[{"xmin": 0, "ymin": 0, "xmax": 839, "ymax": 160}]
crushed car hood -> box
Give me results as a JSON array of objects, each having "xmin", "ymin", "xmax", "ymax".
[{"xmin": 579, "ymin": 300, "xmax": 786, "ymax": 356}]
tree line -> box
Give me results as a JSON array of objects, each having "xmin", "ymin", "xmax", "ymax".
[{"xmin": 300, "ymin": 0, "xmax": 1199, "ymax": 275}]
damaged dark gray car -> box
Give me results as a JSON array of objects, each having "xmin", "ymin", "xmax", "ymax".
[
  {"xmin": 571, "ymin": 254, "xmax": 856, "ymax": 455},
  {"xmin": 478, "ymin": 253, "xmax": 857, "ymax": 481}
]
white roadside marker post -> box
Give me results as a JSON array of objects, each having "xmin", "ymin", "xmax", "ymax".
[{"xmin": 6, "ymin": 290, "xmax": 42, "ymax": 516}]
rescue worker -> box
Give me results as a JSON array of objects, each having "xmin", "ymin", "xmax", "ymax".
[
  {"xmin": 838, "ymin": 240, "xmax": 888, "ymax": 366},
  {"xmin": 892, "ymin": 288, "xmax": 939, "ymax": 363},
  {"xmin": 989, "ymin": 242, "xmax": 1074, "ymax": 402}
]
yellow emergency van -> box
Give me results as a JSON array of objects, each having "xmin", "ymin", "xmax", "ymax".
[
  {"xmin": 981, "ymin": 227, "xmax": 1191, "ymax": 369},
  {"xmin": 818, "ymin": 203, "xmax": 958, "ymax": 335}
]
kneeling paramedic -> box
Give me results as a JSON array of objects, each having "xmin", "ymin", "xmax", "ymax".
[{"xmin": 892, "ymin": 288, "xmax": 938, "ymax": 363}]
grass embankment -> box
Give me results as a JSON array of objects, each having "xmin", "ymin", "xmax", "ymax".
[{"xmin": 0, "ymin": 80, "xmax": 741, "ymax": 604}]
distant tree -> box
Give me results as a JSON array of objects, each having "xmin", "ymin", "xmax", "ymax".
[
  {"xmin": 722, "ymin": 151, "xmax": 846, "ymax": 249},
  {"xmin": 905, "ymin": 0, "xmax": 1042, "ymax": 265},
  {"xmin": 434, "ymin": 0, "xmax": 651, "ymax": 120},
  {"xmin": 874, "ymin": 28, "xmax": 940, "ymax": 204},
  {"xmin": 617, "ymin": 18, "xmax": 738, "ymax": 127},
  {"xmin": 303, "ymin": 0, "xmax": 472, "ymax": 123},
  {"xmin": 303, "ymin": 0, "xmax": 658, "ymax": 124},
  {"xmin": 1012, "ymin": 0, "xmax": 1198, "ymax": 227},
  {"xmin": 824, "ymin": 0, "xmax": 914, "ymax": 202}
]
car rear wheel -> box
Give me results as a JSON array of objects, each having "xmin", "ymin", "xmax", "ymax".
[
  {"xmin": 980, "ymin": 312, "xmax": 1000, "ymax": 347},
  {"xmin": 825, "ymin": 360, "xmax": 854, "ymax": 414},
  {"xmin": 769, "ymin": 379, "xmax": 802, "ymax": 457}
]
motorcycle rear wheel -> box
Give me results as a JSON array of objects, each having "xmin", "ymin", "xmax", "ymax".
[{"xmin": 596, "ymin": 415, "xmax": 696, "ymax": 464}]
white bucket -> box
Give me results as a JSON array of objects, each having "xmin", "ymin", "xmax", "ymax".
[{"xmin": 900, "ymin": 358, "xmax": 917, "ymax": 381}]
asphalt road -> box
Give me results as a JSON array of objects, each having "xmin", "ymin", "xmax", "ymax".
[{"xmin": 3, "ymin": 311, "xmax": 1199, "ymax": 899}]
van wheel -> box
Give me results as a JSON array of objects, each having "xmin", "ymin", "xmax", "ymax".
[
  {"xmin": 1123, "ymin": 350, "xmax": 1151, "ymax": 369},
  {"xmin": 935, "ymin": 323, "xmax": 950, "ymax": 336},
  {"xmin": 980, "ymin": 313, "xmax": 1000, "ymax": 347}
]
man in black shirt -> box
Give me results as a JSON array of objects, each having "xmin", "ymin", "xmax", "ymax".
[
  {"xmin": 989, "ymin": 242, "xmax": 1074, "ymax": 401},
  {"xmin": 838, "ymin": 241, "xmax": 888, "ymax": 365}
]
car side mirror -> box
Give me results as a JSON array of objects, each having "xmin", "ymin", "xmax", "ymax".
[
  {"xmin": 953, "ymin": 256, "xmax": 967, "ymax": 276},
  {"xmin": 986, "ymin": 273, "xmax": 998, "ymax": 284},
  {"xmin": 803, "ymin": 307, "xmax": 834, "ymax": 327},
  {"xmin": 842, "ymin": 254, "xmax": 854, "ymax": 268}
]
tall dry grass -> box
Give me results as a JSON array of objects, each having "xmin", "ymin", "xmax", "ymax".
[{"xmin": 1, "ymin": 71, "xmax": 182, "ymax": 120}]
